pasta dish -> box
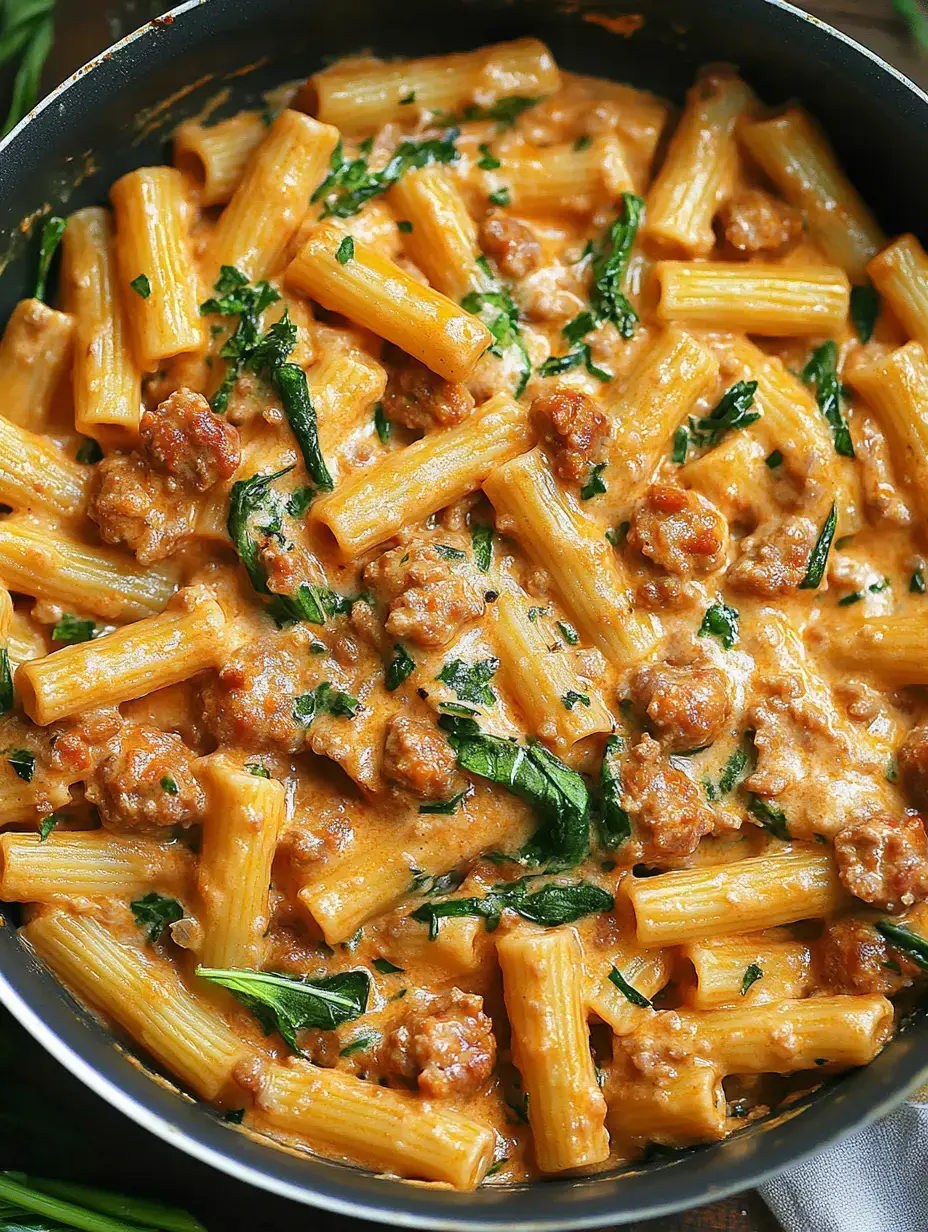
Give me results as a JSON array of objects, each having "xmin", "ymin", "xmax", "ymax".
[{"xmin": 1, "ymin": 36, "xmax": 927, "ymax": 1189}]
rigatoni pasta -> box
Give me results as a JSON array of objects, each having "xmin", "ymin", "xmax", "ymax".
[{"xmin": 1, "ymin": 41, "xmax": 923, "ymax": 1191}]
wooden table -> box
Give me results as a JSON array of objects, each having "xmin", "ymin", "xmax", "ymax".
[{"xmin": 1, "ymin": 2, "xmax": 923, "ymax": 1229}]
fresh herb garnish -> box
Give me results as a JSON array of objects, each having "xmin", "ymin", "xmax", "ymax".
[
  {"xmin": 802, "ymin": 343, "xmax": 854, "ymax": 457},
  {"xmin": 747, "ymin": 793, "xmax": 790, "ymax": 840},
  {"xmin": 0, "ymin": 649, "xmax": 12, "ymax": 715},
  {"xmin": 838, "ymin": 591, "xmax": 863, "ymax": 607},
  {"xmin": 875, "ymin": 919, "xmax": 928, "ymax": 970},
  {"xmin": 477, "ymin": 143, "xmax": 501, "ymax": 170},
  {"xmin": 293, "ymin": 682, "xmax": 360, "ymax": 725},
  {"xmin": 850, "ymin": 283, "xmax": 880, "ymax": 343},
  {"xmin": 397, "ymin": 219, "xmax": 413, "ymax": 233},
  {"xmin": 599, "ymin": 734, "xmax": 630, "ymax": 849},
  {"xmin": 606, "ymin": 521, "xmax": 630, "ymax": 548},
  {"xmin": 557, "ymin": 621, "xmax": 579, "ymax": 645},
  {"xmin": 574, "ymin": 135, "xmax": 593, "ymax": 151},
  {"xmin": 200, "ymin": 265, "xmax": 281, "ymax": 413},
  {"xmin": 335, "ymin": 235, "xmax": 354, "ymax": 265},
  {"xmin": 130, "ymin": 273, "xmax": 151, "ymax": 299},
  {"xmin": 440, "ymin": 712, "xmax": 590, "ymax": 867},
  {"xmin": 271, "ymin": 362, "xmax": 334, "ymax": 492},
  {"xmin": 131, "ymin": 891, "xmax": 183, "ymax": 942},
  {"xmin": 912, "ymin": 567, "xmax": 926, "ymax": 594},
  {"xmin": 697, "ymin": 602, "xmax": 739, "ymax": 650},
  {"xmin": 687, "ymin": 381, "xmax": 760, "ymax": 452},
  {"xmin": 312, "ymin": 131, "xmax": 460, "ymax": 219},
  {"xmin": 608, "ymin": 965, "xmax": 652, "ymax": 1008},
  {"xmin": 799, "ymin": 502, "xmax": 838, "ymax": 590},
  {"xmin": 437, "ymin": 657, "xmax": 499, "ymax": 706},
  {"xmin": 419, "ymin": 789, "xmax": 469, "ymax": 815},
  {"xmin": 580, "ymin": 462, "xmax": 607, "ymax": 500},
  {"xmin": 671, "ymin": 425, "xmax": 689, "ymax": 463},
  {"xmin": 461, "ymin": 283, "xmax": 530, "ymax": 398},
  {"xmin": 741, "ymin": 961, "xmax": 764, "ymax": 995},
  {"xmin": 339, "ymin": 1031, "xmax": 381, "ymax": 1058},
  {"xmin": 246, "ymin": 763, "xmax": 271, "ymax": 778},
  {"xmin": 7, "ymin": 749, "xmax": 34, "ymax": 782},
  {"xmin": 51, "ymin": 613, "xmax": 95, "ymax": 644},
  {"xmin": 562, "ymin": 690, "xmax": 590, "ymax": 710},
  {"xmin": 471, "ymin": 523, "xmax": 493, "ymax": 572},
  {"xmin": 373, "ymin": 401, "xmax": 391, "ymax": 444},
  {"xmin": 195, "ymin": 967, "xmax": 370, "ymax": 1051},
  {"xmin": 286, "ymin": 486, "xmax": 314, "ymax": 517},
  {"xmin": 538, "ymin": 340, "xmax": 612, "ymax": 381},
  {"xmin": 227, "ymin": 467, "xmax": 329, "ymax": 625},
  {"xmin": 37, "ymin": 811, "xmax": 62, "ymax": 841},
  {"xmin": 487, "ymin": 186, "xmax": 511, "ymax": 207},
  {"xmin": 411, "ymin": 876, "xmax": 612, "ymax": 938},
  {"xmin": 76, "ymin": 437, "xmax": 103, "ymax": 464},
  {"xmin": 385, "ymin": 644, "xmax": 415, "ymax": 692},
  {"xmin": 540, "ymin": 192, "xmax": 643, "ymax": 375},
  {"xmin": 709, "ymin": 744, "xmax": 750, "ymax": 799},
  {"xmin": 766, "ymin": 449, "xmax": 783, "ymax": 469},
  {"xmin": 399, "ymin": 89, "xmax": 416, "ymax": 104},
  {"xmin": 434, "ymin": 543, "xmax": 466, "ymax": 560},
  {"xmin": 34, "ymin": 214, "xmax": 65, "ymax": 302},
  {"xmin": 372, "ymin": 957, "xmax": 404, "ymax": 974}
]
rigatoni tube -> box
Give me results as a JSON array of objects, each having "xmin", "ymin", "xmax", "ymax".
[
  {"xmin": 0, "ymin": 831, "xmax": 193, "ymax": 902},
  {"xmin": 0, "ymin": 516, "xmax": 177, "ymax": 621},
  {"xmin": 849, "ymin": 341, "xmax": 928, "ymax": 522},
  {"xmin": 111, "ymin": 167, "xmax": 203, "ymax": 370},
  {"xmin": 388, "ymin": 164, "xmax": 485, "ymax": 302},
  {"xmin": 299, "ymin": 38, "xmax": 559, "ymax": 132},
  {"xmin": 600, "ymin": 327, "xmax": 719, "ymax": 513},
  {"xmin": 196, "ymin": 755, "xmax": 286, "ymax": 969},
  {"xmin": 60, "ymin": 207, "xmax": 142, "ymax": 440},
  {"xmin": 252, "ymin": 1060, "xmax": 494, "ymax": 1189},
  {"xmin": 655, "ymin": 261, "xmax": 850, "ymax": 336},
  {"xmin": 17, "ymin": 587, "xmax": 224, "ymax": 724},
  {"xmin": 605, "ymin": 1058, "xmax": 727, "ymax": 1150},
  {"xmin": 643, "ymin": 68, "xmax": 755, "ymax": 258},
  {"xmin": 173, "ymin": 111, "xmax": 268, "ymax": 207},
  {"xmin": 498, "ymin": 926, "xmax": 609, "ymax": 1173},
  {"xmin": 202, "ymin": 109, "xmax": 340, "ymax": 285},
  {"xmin": 683, "ymin": 935, "xmax": 812, "ymax": 1008},
  {"xmin": 286, "ymin": 219, "xmax": 492, "ymax": 382},
  {"xmin": 868, "ymin": 235, "xmax": 928, "ymax": 348},
  {"xmin": 0, "ymin": 416, "xmax": 90, "ymax": 520},
  {"xmin": 817, "ymin": 610, "xmax": 928, "ymax": 685},
  {"xmin": 624, "ymin": 848, "xmax": 844, "ymax": 945},
  {"xmin": 24, "ymin": 911, "xmax": 250, "ymax": 1102},
  {"xmin": 483, "ymin": 447, "xmax": 659, "ymax": 669},
  {"xmin": 738, "ymin": 107, "xmax": 884, "ymax": 280},
  {"xmin": 312, "ymin": 393, "xmax": 533, "ymax": 558},
  {"xmin": 0, "ymin": 299, "xmax": 73, "ymax": 432}
]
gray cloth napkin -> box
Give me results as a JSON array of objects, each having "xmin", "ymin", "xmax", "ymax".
[{"xmin": 760, "ymin": 1097, "xmax": 928, "ymax": 1232}]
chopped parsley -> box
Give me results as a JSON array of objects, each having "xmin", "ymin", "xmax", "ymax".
[
  {"xmin": 160, "ymin": 775, "xmax": 178, "ymax": 795},
  {"xmin": 477, "ymin": 143, "xmax": 501, "ymax": 170},
  {"xmin": 373, "ymin": 401, "xmax": 391, "ymax": 444},
  {"xmin": 434, "ymin": 543, "xmax": 466, "ymax": 560},
  {"xmin": 741, "ymin": 962, "xmax": 763, "ymax": 995},
  {"xmin": 397, "ymin": 219, "xmax": 413, "ymax": 233},
  {"xmin": 487, "ymin": 186, "xmax": 511, "ymax": 207},
  {"xmin": 38, "ymin": 812, "xmax": 63, "ymax": 842},
  {"xmin": 385, "ymin": 643, "xmax": 415, "ymax": 692},
  {"xmin": 131, "ymin": 891, "xmax": 183, "ymax": 942},
  {"xmin": 7, "ymin": 748, "xmax": 35, "ymax": 782},
  {"xmin": 539, "ymin": 192, "xmax": 643, "ymax": 375},
  {"xmin": 437, "ymin": 657, "xmax": 499, "ymax": 706},
  {"xmin": 573, "ymin": 135, "xmax": 593, "ymax": 151},
  {"xmin": 671, "ymin": 425, "xmax": 689, "ymax": 463},
  {"xmin": 765, "ymin": 449, "xmax": 783, "ymax": 469},
  {"xmin": 246, "ymin": 763, "xmax": 271, "ymax": 778},
  {"xmin": 335, "ymin": 235, "xmax": 354, "ymax": 264},
  {"xmin": 312, "ymin": 131, "xmax": 460, "ymax": 219},
  {"xmin": 562, "ymin": 690, "xmax": 590, "ymax": 710},
  {"xmin": 697, "ymin": 602, "xmax": 739, "ymax": 650},
  {"xmin": 471, "ymin": 523, "xmax": 493, "ymax": 572},
  {"xmin": 747, "ymin": 793, "xmax": 790, "ymax": 840},
  {"xmin": 51, "ymin": 614, "xmax": 96, "ymax": 644},
  {"xmin": 911, "ymin": 567, "xmax": 926, "ymax": 594},
  {"xmin": 580, "ymin": 462, "xmax": 607, "ymax": 500},
  {"xmin": 850, "ymin": 283, "xmax": 880, "ymax": 344},
  {"xmin": 606, "ymin": 521, "xmax": 630, "ymax": 548},
  {"xmin": 461, "ymin": 283, "xmax": 530, "ymax": 398},
  {"xmin": 557, "ymin": 621, "xmax": 579, "ymax": 645},
  {"xmin": 399, "ymin": 89, "xmax": 416, "ymax": 104},
  {"xmin": 129, "ymin": 273, "xmax": 151, "ymax": 298},
  {"xmin": 293, "ymin": 682, "xmax": 360, "ymax": 724}
]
